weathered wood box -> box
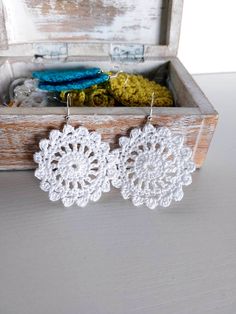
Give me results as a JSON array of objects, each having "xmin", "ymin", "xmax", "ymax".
[{"xmin": 0, "ymin": 0, "xmax": 218, "ymax": 170}]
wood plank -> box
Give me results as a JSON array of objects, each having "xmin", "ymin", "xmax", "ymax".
[
  {"xmin": 0, "ymin": 113, "xmax": 216, "ymax": 170},
  {"xmin": 0, "ymin": 0, "xmax": 184, "ymax": 58},
  {"xmin": 0, "ymin": 0, "xmax": 8, "ymax": 49},
  {"xmin": 192, "ymin": 115, "xmax": 218, "ymax": 167},
  {"xmin": 166, "ymin": 0, "xmax": 184, "ymax": 55},
  {"xmin": 2, "ymin": 0, "xmax": 170, "ymax": 45},
  {"xmin": 0, "ymin": 107, "xmax": 201, "ymax": 116},
  {"xmin": 170, "ymin": 58, "xmax": 218, "ymax": 115}
]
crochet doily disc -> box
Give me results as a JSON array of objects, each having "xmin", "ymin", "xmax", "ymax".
[
  {"xmin": 34, "ymin": 124, "xmax": 116, "ymax": 207},
  {"xmin": 112, "ymin": 123, "xmax": 196, "ymax": 209}
]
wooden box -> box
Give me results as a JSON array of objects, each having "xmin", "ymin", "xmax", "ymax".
[{"xmin": 0, "ymin": 0, "xmax": 218, "ymax": 170}]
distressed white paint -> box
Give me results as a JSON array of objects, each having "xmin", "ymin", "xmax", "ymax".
[
  {"xmin": 2, "ymin": 0, "xmax": 169, "ymax": 45},
  {"xmin": 2, "ymin": 0, "xmax": 39, "ymax": 44},
  {"xmin": 0, "ymin": 0, "xmax": 183, "ymax": 57}
]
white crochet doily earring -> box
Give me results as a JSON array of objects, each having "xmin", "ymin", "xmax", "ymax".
[
  {"xmin": 34, "ymin": 94, "xmax": 117, "ymax": 207},
  {"xmin": 111, "ymin": 94, "xmax": 196, "ymax": 209}
]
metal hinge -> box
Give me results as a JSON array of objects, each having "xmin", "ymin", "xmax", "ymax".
[
  {"xmin": 110, "ymin": 44, "xmax": 144, "ymax": 63},
  {"xmin": 32, "ymin": 43, "xmax": 68, "ymax": 62}
]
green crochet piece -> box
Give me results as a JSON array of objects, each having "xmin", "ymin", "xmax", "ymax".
[
  {"xmin": 109, "ymin": 73, "xmax": 173, "ymax": 107},
  {"xmin": 60, "ymin": 84, "xmax": 116, "ymax": 107}
]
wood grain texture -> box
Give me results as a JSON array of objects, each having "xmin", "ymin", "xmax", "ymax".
[
  {"xmin": 2, "ymin": 0, "xmax": 170, "ymax": 45},
  {"xmin": 0, "ymin": 0, "xmax": 183, "ymax": 58},
  {"xmin": 0, "ymin": 113, "xmax": 218, "ymax": 170}
]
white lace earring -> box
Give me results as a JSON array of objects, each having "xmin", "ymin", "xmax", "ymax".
[
  {"xmin": 33, "ymin": 94, "xmax": 116, "ymax": 207},
  {"xmin": 111, "ymin": 93, "xmax": 196, "ymax": 209}
]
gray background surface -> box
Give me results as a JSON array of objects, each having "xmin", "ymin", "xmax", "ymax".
[{"xmin": 0, "ymin": 73, "xmax": 236, "ymax": 314}]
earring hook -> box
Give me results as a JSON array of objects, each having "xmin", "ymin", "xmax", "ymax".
[
  {"xmin": 66, "ymin": 93, "xmax": 72, "ymax": 124},
  {"xmin": 109, "ymin": 64, "xmax": 124, "ymax": 79},
  {"xmin": 147, "ymin": 92, "xmax": 155, "ymax": 122}
]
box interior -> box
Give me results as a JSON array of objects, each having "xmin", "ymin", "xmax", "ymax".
[{"xmin": 0, "ymin": 59, "xmax": 197, "ymax": 109}]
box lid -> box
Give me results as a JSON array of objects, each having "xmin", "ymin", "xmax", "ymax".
[{"xmin": 0, "ymin": 0, "xmax": 183, "ymax": 60}]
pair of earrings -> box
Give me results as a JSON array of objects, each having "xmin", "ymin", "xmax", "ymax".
[{"xmin": 34, "ymin": 95, "xmax": 196, "ymax": 209}]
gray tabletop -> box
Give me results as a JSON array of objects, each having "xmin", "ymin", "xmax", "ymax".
[{"xmin": 0, "ymin": 73, "xmax": 236, "ymax": 314}]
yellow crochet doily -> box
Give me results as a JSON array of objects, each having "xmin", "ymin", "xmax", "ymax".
[{"xmin": 109, "ymin": 73, "xmax": 173, "ymax": 107}]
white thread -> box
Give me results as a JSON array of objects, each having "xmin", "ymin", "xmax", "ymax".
[
  {"xmin": 112, "ymin": 123, "xmax": 196, "ymax": 209},
  {"xmin": 34, "ymin": 124, "xmax": 118, "ymax": 207}
]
